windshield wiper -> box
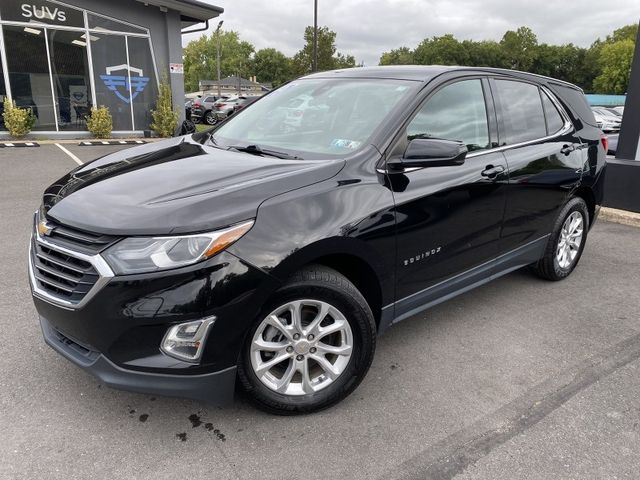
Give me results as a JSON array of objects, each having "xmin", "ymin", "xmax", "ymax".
[{"xmin": 227, "ymin": 144, "xmax": 302, "ymax": 160}]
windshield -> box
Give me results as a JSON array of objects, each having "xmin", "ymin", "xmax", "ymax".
[{"xmin": 211, "ymin": 78, "xmax": 415, "ymax": 157}]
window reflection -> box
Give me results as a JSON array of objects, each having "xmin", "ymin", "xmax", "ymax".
[
  {"xmin": 541, "ymin": 92, "xmax": 565, "ymax": 135},
  {"xmin": 48, "ymin": 29, "xmax": 92, "ymax": 130},
  {"xmin": 495, "ymin": 80, "xmax": 546, "ymax": 144},
  {"xmin": 3, "ymin": 25, "xmax": 56, "ymax": 130},
  {"xmin": 407, "ymin": 80, "xmax": 490, "ymax": 152}
]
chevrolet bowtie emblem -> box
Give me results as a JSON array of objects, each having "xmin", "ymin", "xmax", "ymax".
[{"xmin": 37, "ymin": 220, "xmax": 55, "ymax": 237}]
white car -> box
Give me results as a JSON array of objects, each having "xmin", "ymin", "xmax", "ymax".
[{"xmin": 591, "ymin": 108, "xmax": 621, "ymax": 132}]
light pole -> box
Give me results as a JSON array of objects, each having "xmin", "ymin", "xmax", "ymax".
[
  {"xmin": 312, "ymin": 0, "xmax": 318, "ymax": 72},
  {"xmin": 215, "ymin": 20, "xmax": 223, "ymax": 98}
]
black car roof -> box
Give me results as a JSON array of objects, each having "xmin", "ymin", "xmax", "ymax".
[{"xmin": 302, "ymin": 65, "xmax": 582, "ymax": 91}]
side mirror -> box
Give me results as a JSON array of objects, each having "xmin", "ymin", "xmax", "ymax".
[{"xmin": 388, "ymin": 138, "xmax": 468, "ymax": 170}]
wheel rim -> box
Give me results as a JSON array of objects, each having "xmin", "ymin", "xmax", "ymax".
[
  {"xmin": 250, "ymin": 299, "xmax": 353, "ymax": 396},
  {"xmin": 206, "ymin": 113, "xmax": 216, "ymax": 124},
  {"xmin": 556, "ymin": 211, "xmax": 584, "ymax": 269}
]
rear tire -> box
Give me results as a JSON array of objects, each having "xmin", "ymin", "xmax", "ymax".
[
  {"xmin": 237, "ymin": 266, "xmax": 376, "ymax": 415},
  {"xmin": 204, "ymin": 110, "xmax": 217, "ymax": 125},
  {"xmin": 530, "ymin": 196, "xmax": 589, "ymax": 281}
]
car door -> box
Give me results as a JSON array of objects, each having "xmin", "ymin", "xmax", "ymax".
[
  {"xmin": 489, "ymin": 78, "xmax": 585, "ymax": 254},
  {"xmin": 386, "ymin": 77, "xmax": 508, "ymax": 314}
]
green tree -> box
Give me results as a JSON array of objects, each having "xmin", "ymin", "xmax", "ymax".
[
  {"xmin": 183, "ymin": 30, "xmax": 255, "ymax": 92},
  {"xmin": 500, "ymin": 26, "xmax": 538, "ymax": 71},
  {"xmin": 151, "ymin": 80, "xmax": 179, "ymax": 137},
  {"xmin": 608, "ymin": 24, "xmax": 638, "ymax": 43},
  {"xmin": 531, "ymin": 43, "xmax": 591, "ymax": 86},
  {"xmin": 593, "ymin": 39, "xmax": 635, "ymax": 93},
  {"xmin": 379, "ymin": 47, "xmax": 415, "ymax": 65},
  {"xmin": 463, "ymin": 40, "xmax": 507, "ymax": 68},
  {"xmin": 291, "ymin": 26, "xmax": 356, "ymax": 75},
  {"xmin": 413, "ymin": 34, "xmax": 469, "ymax": 65},
  {"xmin": 252, "ymin": 48, "xmax": 292, "ymax": 87}
]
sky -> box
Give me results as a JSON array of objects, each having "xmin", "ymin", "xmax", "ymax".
[{"xmin": 184, "ymin": 0, "xmax": 639, "ymax": 67}]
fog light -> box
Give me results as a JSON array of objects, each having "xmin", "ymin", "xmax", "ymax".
[{"xmin": 161, "ymin": 317, "xmax": 215, "ymax": 363}]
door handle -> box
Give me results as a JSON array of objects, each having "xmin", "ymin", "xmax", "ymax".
[
  {"xmin": 481, "ymin": 165, "xmax": 505, "ymax": 179},
  {"xmin": 560, "ymin": 144, "xmax": 576, "ymax": 155}
]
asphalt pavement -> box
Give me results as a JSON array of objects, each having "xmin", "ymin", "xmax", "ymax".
[{"xmin": 1, "ymin": 143, "xmax": 640, "ymax": 480}]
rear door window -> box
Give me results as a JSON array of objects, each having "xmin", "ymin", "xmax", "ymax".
[
  {"xmin": 541, "ymin": 92, "xmax": 565, "ymax": 135},
  {"xmin": 407, "ymin": 79, "xmax": 490, "ymax": 152},
  {"xmin": 494, "ymin": 80, "xmax": 546, "ymax": 145}
]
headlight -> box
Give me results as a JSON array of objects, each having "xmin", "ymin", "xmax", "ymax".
[{"xmin": 102, "ymin": 220, "xmax": 254, "ymax": 275}]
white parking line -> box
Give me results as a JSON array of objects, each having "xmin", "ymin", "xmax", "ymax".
[{"xmin": 55, "ymin": 143, "xmax": 83, "ymax": 166}]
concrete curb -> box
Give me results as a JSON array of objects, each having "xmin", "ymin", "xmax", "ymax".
[{"xmin": 600, "ymin": 207, "xmax": 640, "ymax": 228}]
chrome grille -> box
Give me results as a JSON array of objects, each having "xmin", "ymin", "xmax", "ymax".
[
  {"xmin": 31, "ymin": 240, "xmax": 100, "ymax": 302},
  {"xmin": 29, "ymin": 213, "xmax": 115, "ymax": 308},
  {"xmin": 42, "ymin": 218, "xmax": 119, "ymax": 255}
]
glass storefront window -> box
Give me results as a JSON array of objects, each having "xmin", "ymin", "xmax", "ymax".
[
  {"xmin": 0, "ymin": 0, "xmax": 84, "ymax": 28},
  {"xmin": 87, "ymin": 13, "xmax": 147, "ymax": 34},
  {"xmin": 90, "ymin": 34, "xmax": 133, "ymax": 131},
  {"xmin": 0, "ymin": 2, "xmax": 158, "ymax": 132},
  {"xmin": 47, "ymin": 29, "xmax": 92, "ymax": 130},
  {"xmin": 3, "ymin": 25, "xmax": 56, "ymax": 130},
  {"xmin": 127, "ymin": 36, "xmax": 158, "ymax": 131}
]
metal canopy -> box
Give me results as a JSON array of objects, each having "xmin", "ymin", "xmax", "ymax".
[{"xmin": 134, "ymin": 0, "xmax": 223, "ymax": 23}]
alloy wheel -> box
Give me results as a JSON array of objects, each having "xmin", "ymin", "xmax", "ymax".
[
  {"xmin": 556, "ymin": 211, "xmax": 584, "ymax": 269},
  {"xmin": 205, "ymin": 112, "xmax": 217, "ymax": 125},
  {"xmin": 250, "ymin": 299, "xmax": 353, "ymax": 396}
]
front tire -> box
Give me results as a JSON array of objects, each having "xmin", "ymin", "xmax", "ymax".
[
  {"xmin": 531, "ymin": 197, "xmax": 589, "ymax": 281},
  {"xmin": 237, "ymin": 266, "xmax": 376, "ymax": 415}
]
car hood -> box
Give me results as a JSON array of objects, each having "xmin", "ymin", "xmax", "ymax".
[{"xmin": 43, "ymin": 136, "xmax": 345, "ymax": 235}]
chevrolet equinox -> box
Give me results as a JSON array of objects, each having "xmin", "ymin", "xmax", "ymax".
[{"xmin": 30, "ymin": 66, "xmax": 606, "ymax": 414}]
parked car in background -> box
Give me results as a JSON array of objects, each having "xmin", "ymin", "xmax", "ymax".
[
  {"xmin": 591, "ymin": 107, "xmax": 621, "ymax": 132},
  {"xmin": 613, "ymin": 106, "xmax": 624, "ymax": 116},
  {"xmin": 185, "ymin": 98, "xmax": 193, "ymax": 120},
  {"xmin": 232, "ymin": 96, "xmax": 259, "ymax": 114},
  {"xmin": 30, "ymin": 66, "xmax": 606, "ymax": 414},
  {"xmin": 192, "ymin": 94, "xmax": 229, "ymax": 125},
  {"xmin": 606, "ymin": 133, "xmax": 618, "ymax": 156},
  {"xmin": 213, "ymin": 96, "xmax": 251, "ymax": 118},
  {"xmin": 601, "ymin": 107, "xmax": 622, "ymax": 118}
]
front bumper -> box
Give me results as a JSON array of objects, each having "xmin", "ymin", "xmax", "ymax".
[{"xmin": 40, "ymin": 316, "xmax": 236, "ymax": 404}]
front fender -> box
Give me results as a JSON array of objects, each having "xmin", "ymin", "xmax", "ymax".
[{"xmin": 227, "ymin": 172, "xmax": 397, "ymax": 308}]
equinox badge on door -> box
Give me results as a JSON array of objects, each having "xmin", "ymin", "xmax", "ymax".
[{"xmin": 403, "ymin": 247, "xmax": 442, "ymax": 266}]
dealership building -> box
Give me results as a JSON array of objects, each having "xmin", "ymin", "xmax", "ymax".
[{"xmin": 0, "ymin": 0, "xmax": 222, "ymax": 137}]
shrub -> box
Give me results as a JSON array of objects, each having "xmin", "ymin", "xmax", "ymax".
[
  {"xmin": 2, "ymin": 98, "xmax": 36, "ymax": 138},
  {"xmin": 151, "ymin": 81, "xmax": 179, "ymax": 138},
  {"xmin": 86, "ymin": 106, "xmax": 113, "ymax": 138}
]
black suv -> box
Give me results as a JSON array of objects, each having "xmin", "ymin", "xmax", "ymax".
[{"xmin": 30, "ymin": 66, "xmax": 606, "ymax": 414}]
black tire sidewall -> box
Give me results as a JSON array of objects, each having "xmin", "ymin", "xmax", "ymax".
[{"xmin": 238, "ymin": 273, "xmax": 375, "ymax": 414}]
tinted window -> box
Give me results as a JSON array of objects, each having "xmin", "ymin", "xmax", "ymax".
[
  {"xmin": 407, "ymin": 79, "xmax": 489, "ymax": 152},
  {"xmin": 204, "ymin": 97, "xmax": 216, "ymax": 103},
  {"xmin": 541, "ymin": 92, "xmax": 565, "ymax": 135},
  {"xmin": 548, "ymin": 83, "xmax": 597, "ymax": 127},
  {"xmin": 213, "ymin": 78, "xmax": 413, "ymax": 156},
  {"xmin": 495, "ymin": 80, "xmax": 546, "ymax": 144}
]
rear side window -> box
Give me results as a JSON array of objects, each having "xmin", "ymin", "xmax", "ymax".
[
  {"xmin": 541, "ymin": 92, "xmax": 565, "ymax": 135},
  {"xmin": 407, "ymin": 79, "xmax": 490, "ymax": 152},
  {"xmin": 548, "ymin": 83, "xmax": 597, "ymax": 127},
  {"xmin": 495, "ymin": 80, "xmax": 547, "ymax": 145}
]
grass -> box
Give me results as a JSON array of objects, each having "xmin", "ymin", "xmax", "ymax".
[{"xmin": 195, "ymin": 123, "xmax": 211, "ymax": 133}]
